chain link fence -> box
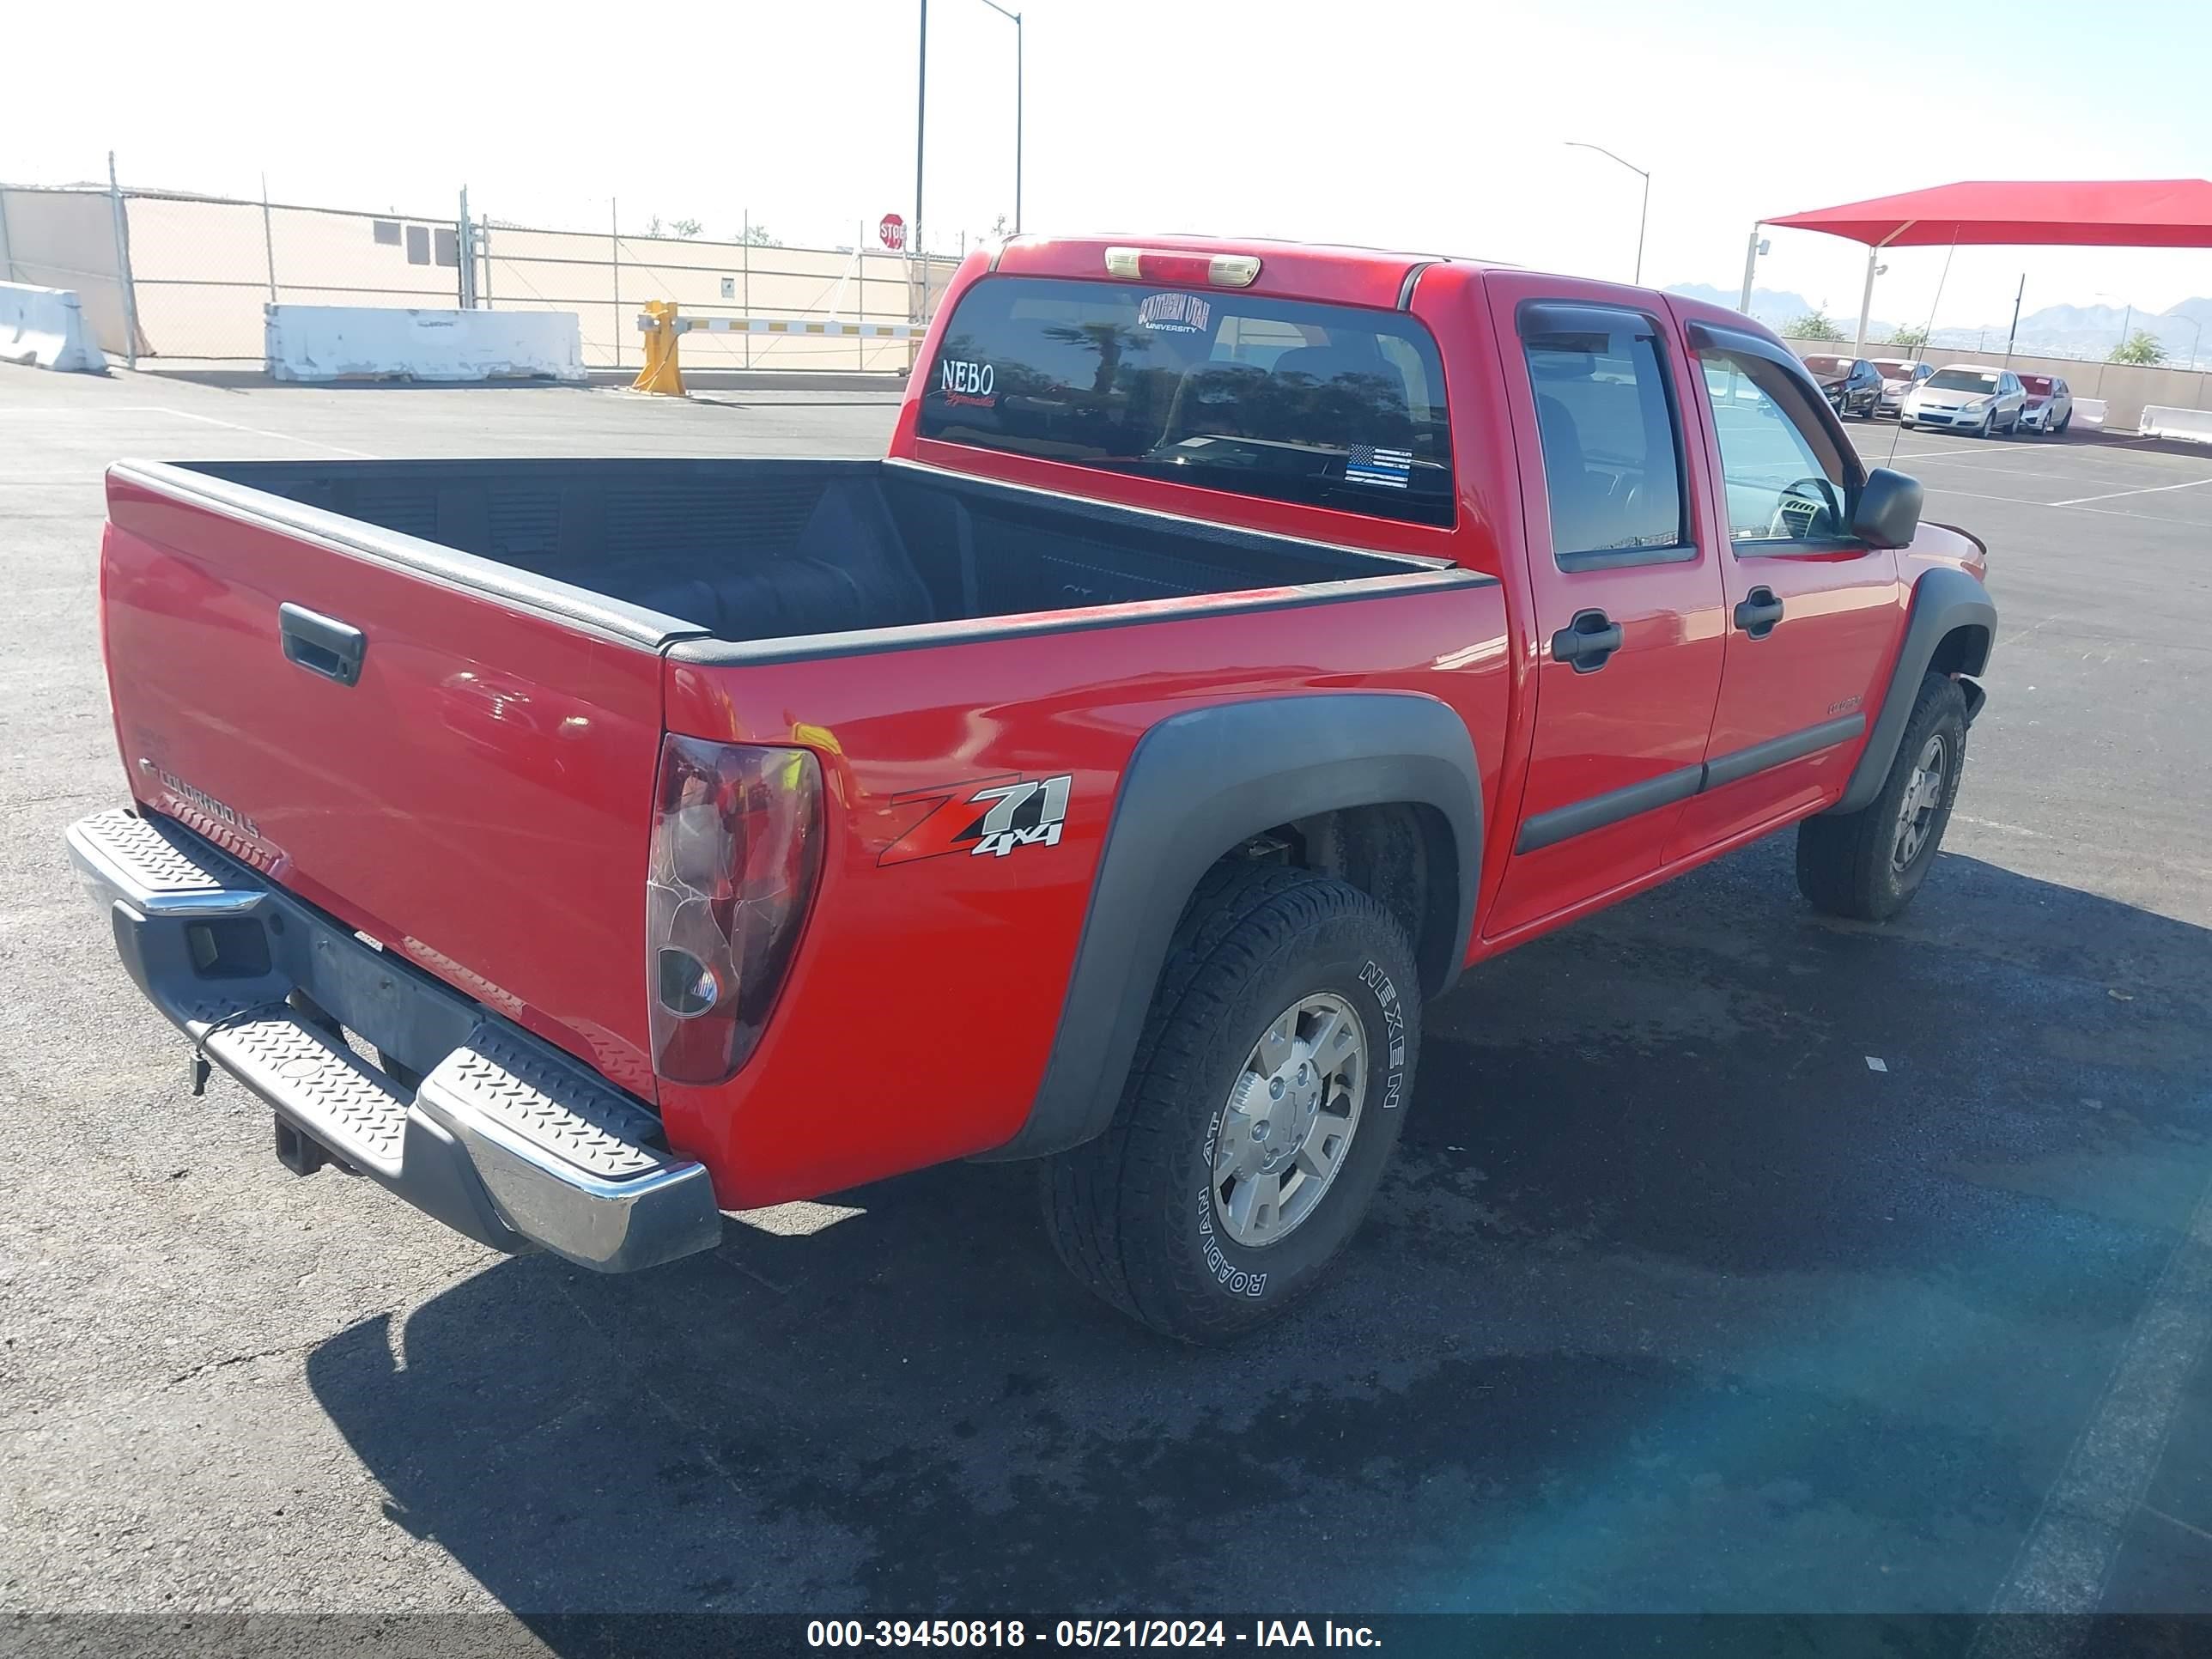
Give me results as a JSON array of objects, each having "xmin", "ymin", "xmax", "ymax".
[{"xmin": 2, "ymin": 179, "xmax": 957, "ymax": 370}]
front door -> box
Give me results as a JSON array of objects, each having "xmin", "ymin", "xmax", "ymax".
[
  {"xmin": 1666, "ymin": 318, "xmax": 1903, "ymax": 860},
  {"xmin": 1481, "ymin": 275, "xmax": 1729, "ymax": 940}
]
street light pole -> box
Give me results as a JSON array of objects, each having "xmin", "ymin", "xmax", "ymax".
[
  {"xmin": 915, "ymin": 0, "xmax": 927, "ymax": 266},
  {"xmin": 1740, "ymin": 224, "xmax": 1766, "ymax": 312},
  {"xmin": 1565, "ymin": 141, "xmax": 1650, "ymax": 285},
  {"xmin": 978, "ymin": 0, "xmax": 1024, "ymax": 234}
]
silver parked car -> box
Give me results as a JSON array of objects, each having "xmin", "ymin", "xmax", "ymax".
[
  {"xmin": 1869, "ymin": 358, "xmax": 1935, "ymax": 418},
  {"xmin": 1900, "ymin": 364, "xmax": 2027, "ymax": 437}
]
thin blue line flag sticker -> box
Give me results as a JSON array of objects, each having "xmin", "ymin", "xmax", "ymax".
[{"xmin": 1345, "ymin": 444, "xmax": 1413, "ymax": 488}]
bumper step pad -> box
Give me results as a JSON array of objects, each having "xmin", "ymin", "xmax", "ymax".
[
  {"xmin": 428, "ymin": 1025, "xmax": 667, "ymax": 1183},
  {"xmin": 204, "ymin": 1013, "xmax": 410, "ymax": 1178}
]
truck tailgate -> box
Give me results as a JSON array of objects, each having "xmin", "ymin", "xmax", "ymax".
[{"xmin": 100, "ymin": 463, "xmax": 680, "ymax": 1100}]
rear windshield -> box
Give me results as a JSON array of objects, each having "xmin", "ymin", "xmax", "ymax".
[
  {"xmin": 915, "ymin": 275, "xmax": 1455, "ymax": 527},
  {"xmin": 1929, "ymin": 368, "xmax": 2000, "ymax": 392},
  {"xmin": 2020, "ymin": 375, "xmax": 2053, "ymax": 393},
  {"xmin": 1870, "ymin": 360, "xmax": 1919, "ymax": 378}
]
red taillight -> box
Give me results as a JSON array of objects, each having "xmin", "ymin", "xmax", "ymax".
[{"xmin": 646, "ymin": 735, "xmax": 823, "ymax": 1085}]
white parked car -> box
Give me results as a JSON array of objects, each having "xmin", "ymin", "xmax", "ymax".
[
  {"xmin": 1869, "ymin": 358, "xmax": 1935, "ymax": 418},
  {"xmin": 2015, "ymin": 374, "xmax": 2075, "ymax": 435},
  {"xmin": 1900, "ymin": 364, "xmax": 2027, "ymax": 437}
]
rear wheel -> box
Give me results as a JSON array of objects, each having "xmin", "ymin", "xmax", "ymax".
[
  {"xmin": 1040, "ymin": 866, "xmax": 1420, "ymax": 1343},
  {"xmin": 1796, "ymin": 672, "xmax": 1968, "ymax": 921}
]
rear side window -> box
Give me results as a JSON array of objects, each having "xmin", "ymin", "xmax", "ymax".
[
  {"xmin": 1520, "ymin": 310, "xmax": 1688, "ymax": 565},
  {"xmin": 915, "ymin": 276, "xmax": 1454, "ymax": 527}
]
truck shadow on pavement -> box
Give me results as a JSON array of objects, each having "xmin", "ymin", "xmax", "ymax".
[{"xmin": 305, "ymin": 840, "xmax": 2212, "ymax": 1620}]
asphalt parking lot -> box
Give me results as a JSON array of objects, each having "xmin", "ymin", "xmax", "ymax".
[{"xmin": 3, "ymin": 368, "xmax": 2210, "ymax": 1638}]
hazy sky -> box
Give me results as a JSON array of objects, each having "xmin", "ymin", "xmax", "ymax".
[{"xmin": 9, "ymin": 0, "xmax": 2212, "ymax": 332}]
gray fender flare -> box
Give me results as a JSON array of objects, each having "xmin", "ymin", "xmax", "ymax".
[
  {"xmin": 1832, "ymin": 566, "xmax": 1996, "ymax": 816},
  {"xmin": 981, "ymin": 692, "xmax": 1482, "ymax": 1162}
]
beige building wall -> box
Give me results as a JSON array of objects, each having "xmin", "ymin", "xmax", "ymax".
[
  {"xmin": 6, "ymin": 184, "xmax": 957, "ymax": 369},
  {"xmin": 0, "ymin": 187, "xmax": 139, "ymax": 356}
]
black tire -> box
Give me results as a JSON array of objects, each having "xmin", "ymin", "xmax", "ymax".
[
  {"xmin": 1039, "ymin": 865, "xmax": 1421, "ymax": 1344},
  {"xmin": 2057, "ymin": 410, "xmax": 2072, "ymax": 434},
  {"xmin": 1796, "ymin": 672, "xmax": 1969, "ymax": 921}
]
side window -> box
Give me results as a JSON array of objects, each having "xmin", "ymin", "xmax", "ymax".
[
  {"xmin": 1522, "ymin": 316, "xmax": 1688, "ymax": 566},
  {"xmin": 1698, "ymin": 352, "xmax": 1854, "ymax": 547}
]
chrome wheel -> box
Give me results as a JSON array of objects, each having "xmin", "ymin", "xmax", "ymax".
[
  {"xmin": 1212, "ymin": 993, "xmax": 1367, "ymax": 1248},
  {"xmin": 1892, "ymin": 732, "xmax": 1948, "ymax": 871}
]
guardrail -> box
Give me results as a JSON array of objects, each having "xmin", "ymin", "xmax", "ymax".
[
  {"xmin": 2139, "ymin": 405, "xmax": 2212, "ymax": 444},
  {"xmin": 631, "ymin": 301, "xmax": 924, "ymax": 395}
]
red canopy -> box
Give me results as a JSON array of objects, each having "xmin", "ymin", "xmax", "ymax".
[{"xmin": 1766, "ymin": 179, "xmax": 2212, "ymax": 249}]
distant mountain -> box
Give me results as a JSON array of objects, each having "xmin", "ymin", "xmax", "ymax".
[
  {"xmin": 1664, "ymin": 282, "xmax": 1819, "ymax": 330},
  {"xmin": 1666, "ymin": 280, "xmax": 2212, "ymax": 365},
  {"xmin": 1664, "ymin": 281, "xmax": 1914, "ymax": 343}
]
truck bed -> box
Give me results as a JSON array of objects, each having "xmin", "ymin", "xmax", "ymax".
[
  {"xmin": 165, "ymin": 456, "xmax": 1445, "ymax": 649},
  {"xmin": 97, "ymin": 453, "xmax": 1476, "ymax": 1115}
]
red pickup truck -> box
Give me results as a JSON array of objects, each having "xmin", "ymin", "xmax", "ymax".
[{"xmin": 69, "ymin": 236, "xmax": 1993, "ymax": 1340}]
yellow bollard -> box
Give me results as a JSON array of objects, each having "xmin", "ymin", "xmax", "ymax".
[{"xmin": 631, "ymin": 300, "xmax": 686, "ymax": 396}]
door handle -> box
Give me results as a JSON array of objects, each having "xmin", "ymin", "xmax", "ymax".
[
  {"xmin": 1734, "ymin": 586, "xmax": 1785, "ymax": 640},
  {"xmin": 1552, "ymin": 609, "xmax": 1624, "ymax": 672},
  {"xmin": 279, "ymin": 602, "xmax": 367, "ymax": 686}
]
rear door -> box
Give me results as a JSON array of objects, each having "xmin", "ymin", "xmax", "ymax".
[
  {"xmin": 1481, "ymin": 274, "xmax": 1729, "ymax": 939},
  {"xmin": 101, "ymin": 467, "xmax": 672, "ymax": 1099},
  {"xmin": 1665, "ymin": 319, "xmax": 1901, "ymax": 858}
]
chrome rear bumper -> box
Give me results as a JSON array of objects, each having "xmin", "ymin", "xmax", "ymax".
[{"xmin": 67, "ymin": 808, "xmax": 723, "ymax": 1273}]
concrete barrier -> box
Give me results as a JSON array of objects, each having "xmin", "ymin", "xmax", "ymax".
[
  {"xmin": 0, "ymin": 282, "xmax": 110, "ymax": 373},
  {"xmin": 264, "ymin": 306, "xmax": 586, "ymax": 383},
  {"xmin": 2074, "ymin": 398, "xmax": 2108, "ymax": 428},
  {"xmin": 2139, "ymin": 405, "xmax": 2212, "ymax": 444}
]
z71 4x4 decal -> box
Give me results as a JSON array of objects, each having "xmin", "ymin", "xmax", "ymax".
[{"xmin": 879, "ymin": 773, "xmax": 1075, "ymax": 865}]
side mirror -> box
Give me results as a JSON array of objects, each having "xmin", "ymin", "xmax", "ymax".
[{"xmin": 1851, "ymin": 466, "xmax": 1923, "ymax": 550}]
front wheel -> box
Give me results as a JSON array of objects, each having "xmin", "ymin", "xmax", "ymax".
[
  {"xmin": 1977, "ymin": 409, "xmax": 1996, "ymax": 439},
  {"xmin": 1039, "ymin": 866, "xmax": 1421, "ymax": 1343},
  {"xmin": 1796, "ymin": 672, "xmax": 1969, "ymax": 921}
]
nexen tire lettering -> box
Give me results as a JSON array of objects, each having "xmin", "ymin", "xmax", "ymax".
[{"xmin": 1360, "ymin": 960, "xmax": 1407, "ymax": 1109}]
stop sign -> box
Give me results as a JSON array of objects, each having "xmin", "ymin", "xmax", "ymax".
[{"xmin": 878, "ymin": 213, "xmax": 906, "ymax": 251}]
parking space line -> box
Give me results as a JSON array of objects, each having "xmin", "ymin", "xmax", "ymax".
[
  {"xmin": 2052, "ymin": 477, "xmax": 2212, "ymax": 507},
  {"xmin": 0, "ymin": 404, "xmax": 375, "ymax": 459},
  {"xmin": 1907, "ymin": 458, "xmax": 2142, "ymax": 484},
  {"xmin": 1975, "ymin": 1165, "xmax": 2212, "ymax": 1635},
  {"xmin": 1920, "ymin": 484, "xmax": 2212, "ymax": 530}
]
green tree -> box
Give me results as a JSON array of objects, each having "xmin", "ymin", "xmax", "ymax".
[
  {"xmin": 1787, "ymin": 309, "xmax": 1844, "ymax": 342},
  {"xmin": 2111, "ymin": 329, "xmax": 2166, "ymax": 366},
  {"xmin": 1886, "ymin": 324, "xmax": 1929, "ymax": 349},
  {"xmin": 670, "ymin": 218, "xmax": 703, "ymax": 239},
  {"xmin": 739, "ymin": 224, "xmax": 781, "ymax": 246}
]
